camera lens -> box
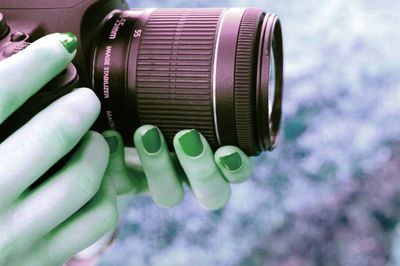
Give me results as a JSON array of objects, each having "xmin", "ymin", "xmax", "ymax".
[{"xmin": 91, "ymin": 8, "xmax": 284, "ymax": 155}]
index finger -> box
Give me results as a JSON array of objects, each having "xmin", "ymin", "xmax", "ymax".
[
  {"xmin": 173, "ymin": 129, "xmax": 231, "ymax": 210},
  {"xmin": 0, "ymin": 33, "xmax": 77, "ymax": 124}
]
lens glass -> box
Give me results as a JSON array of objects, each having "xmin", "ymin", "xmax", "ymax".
[{"xmin": 268, "ymin": 45, "xmax": 276, "ymax": 118}]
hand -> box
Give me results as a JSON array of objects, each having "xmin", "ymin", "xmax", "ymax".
[
  {"xmin": 103, "ymin": 126, "xmax": 253, "ymax": 210},
  {"xmin": 69, "ymin": 128, "xmax": 254, "ymax": 264},
  {"xmin": 0, "ymin": 31, "xmax": 253, "ymax": 265},
  {"xmin": 0, "ymin": 34, "xmax": 118, "ymax": 265}
]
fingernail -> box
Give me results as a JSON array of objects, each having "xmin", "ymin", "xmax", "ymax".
[
  {"xmin": 105, "ymin": 136, "xmax": 118, "ymax": 154},
  {"xmin": 179, "ymin": 129, "xmax": 203, "ymax": 157},
  {"xmin": 59, "ymin": 32, "xmax": 77, "ymax": 53},
  {"xmin": 142, "ymin": 127, "xmax": 161, "ymax": 154},
  {"xmin": 220, "ymin": 152, "xmax": 242, "ymax": 171}
]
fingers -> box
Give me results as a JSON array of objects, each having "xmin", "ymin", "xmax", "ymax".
[
  {"xmin": 102, "ymin": 127, "xmax": 251, "ymax": 211},
  {"xmin": 0, "ymin": 33, "xmax": 77, "ymax": 124},
  {"xmin": 102, "ymin": 130, "xmax": 147, "ymax": 195},
  {"xmin": 14, "ymin": 172, "xmax": 118, "ymax": 266},
  {"xmin": 0, "ymin": 88, "xmax": 100, "ymax": 208},
  {"xmin": 134, "ymin": 125, "xmax": 184, "ymax": 208},
  {"xmin": 214, "ymin": 146, "xmax": 253, "ymax": 184},
  {"xmin": 0, "ymin": 132, "xmax": 109, "ymax": 253},
  {"xmin": 174, "ymin": 129, "xmax": 231, "ymax": 210}
]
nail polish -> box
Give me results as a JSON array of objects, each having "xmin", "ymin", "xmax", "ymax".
[
  {"xmin": 105, "ymin": 136, "xmax": 118, "ymax": 154},
  {"xmin": 220, "ymin": 152, "xmax": 242, "ymax": 171},
  {"xmin": 142, "ymin": 127, "xmax": 161, "ymax": 154},
  {"xmin": 59, "ymin": 32, "xmax": 77, "ymax": 53},
  {"xmin": 179, "ymin": 129, "xmax": 203, "ymax": 157}
]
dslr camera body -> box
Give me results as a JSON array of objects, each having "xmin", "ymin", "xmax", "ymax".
[{"xmin": 0, "ymin": 0, "xmax": 284, "ymax": 156}]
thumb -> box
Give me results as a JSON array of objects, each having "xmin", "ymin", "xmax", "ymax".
[{"xmin": 102, "ymin": 130, "xmax": 147, "ymax": 195}]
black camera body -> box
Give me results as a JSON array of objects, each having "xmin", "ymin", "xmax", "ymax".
[
  {"xmin": 0, "ymin": 0, "xmax": 284, "ymax": 156},
  {"xmin": 0, "ymin": 0, "xmax": 127, "ymax": 85},
  {"xmin": 0, "ymin": 0, "xmax": 130, "ymax": 144},
  {"xmin": 0, "ymin": 1, "xmax": 133, "ymax": 144}
]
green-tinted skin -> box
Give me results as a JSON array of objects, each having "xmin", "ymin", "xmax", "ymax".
[{"xmin": 0, "ymin": 33, "xmax": 253, "ymax": 265}]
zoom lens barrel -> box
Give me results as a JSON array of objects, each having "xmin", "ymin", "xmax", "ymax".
[{"xmin": 92, "ymin": 8, "xmax": 283, "ymax": 156}]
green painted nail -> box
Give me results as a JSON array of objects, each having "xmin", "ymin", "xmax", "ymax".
[
  {"xmin": 142, "ymin": 127, "xmax": 161, "ymax": 154},
  {"xmin": 179, "ymin": 129, "xmax": 203, "ymax": 157},
  {"xmin": 220, "ymin": 152, "xmax": 242, "ymax": 171},
  {"xmin": 105, "ymin": 136, "xmax": 118, "ymax": 154},
  {"xmin": 59, "ymin": 32, "xmax": 77, "ymax": 53}
]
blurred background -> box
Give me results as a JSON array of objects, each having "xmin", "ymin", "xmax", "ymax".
[{"xmin": 98, "ymin": 0, "xmax": 400, "ymax": 265}]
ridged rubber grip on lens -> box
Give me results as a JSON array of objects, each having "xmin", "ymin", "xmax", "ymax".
[
  {"xmin": 234, "ymin": 8, "xmax": 265, "ymax": 155},
  {"xmin": 136, "ymin": 9, "xmax": 224, "ymax": 149}
]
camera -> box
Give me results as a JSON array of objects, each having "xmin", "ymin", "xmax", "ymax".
[{"xmin": 0, "ymin": 0, "xmax": 283, "ymax": 156}]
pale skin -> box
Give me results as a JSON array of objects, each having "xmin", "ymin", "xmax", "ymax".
[{"xmin": 0, "ymin": 33, "xmax": 253, "ymax": 265}]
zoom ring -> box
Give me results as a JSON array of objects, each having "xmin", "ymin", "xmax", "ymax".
[
  {"xmin": 136, "ymin": 8, "xmax": 224, "ymax": 149},
  {"xmin": 234, "ymin": 8, "xmax": 265, "ymax": 155}
]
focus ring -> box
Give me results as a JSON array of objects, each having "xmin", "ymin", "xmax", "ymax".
[
  {"xmin": 136, "ymin": 8, "xmax": 224, "ymax": 149},
  {"xmin": 234, "ymin": 8, "xmax": 265, "ymax": 155}
]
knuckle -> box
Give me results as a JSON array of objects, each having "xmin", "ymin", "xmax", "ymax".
[
  {"xmin": 194, "ymin": 165, "xmax": 219, "ymax": 180},
  {"xmin": 150, "ymin": 164, "xmax": 172, "ymax": 179},
  {"xmin": 47, "ymin": 108, "xmax": 83, "ymax": 149},
  {"xmin": 44, "ymin": 90, "xmax": 101, "ymax": 150},
  {"xmin": 71, "ymin": 167, "xmax": 102, "ymax": 200}
]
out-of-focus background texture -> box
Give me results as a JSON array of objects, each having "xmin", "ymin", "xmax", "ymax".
[{"xmin": 99, "ymin": 0, "xmax": 400, "ymax": 265}]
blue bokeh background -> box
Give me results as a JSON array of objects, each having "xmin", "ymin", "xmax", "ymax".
[{"xmin": 99, "ymin": 0, "xmax": 400, "ymax": 265}]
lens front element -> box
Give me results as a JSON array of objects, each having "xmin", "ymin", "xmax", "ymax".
[
  {"xmin": 269, "ymin": 47, "xmax": 276, "ymax": 118},
  {"xmin": 256, "ymin": 13, "xmax": 284, "ymax": 152}
]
